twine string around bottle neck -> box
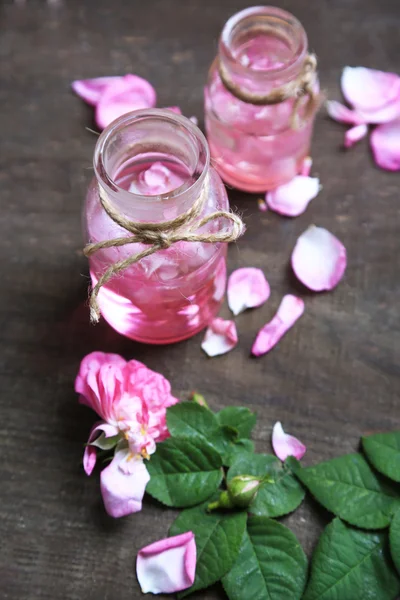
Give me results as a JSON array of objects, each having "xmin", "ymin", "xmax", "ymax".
[
  {"xmin": 217, "ymin": 52, "xmax": 320, "ymax": 129},
  {"xmin": 84, "ymin": 176, "xmax": 245, "ymax": 324}
]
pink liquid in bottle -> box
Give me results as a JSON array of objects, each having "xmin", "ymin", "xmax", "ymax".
[
  {"xmin": 84, "ymin": 110, "xmax": 229, "ymax": 344},
  {"xmin": 205, "ymin": 6, "xmax": 319, "ymax": 192}
]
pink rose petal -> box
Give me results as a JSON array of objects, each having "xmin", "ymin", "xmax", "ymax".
[
  {"xmin": 83, "ymin": 446, "xmax": 97, "ymax": 477},
  {"xmin": 100, "ymin": 449, "xmax": 150, "ymax": 518},
  {"xmin": 71, "ymin": 76, "xmax": 122, "ymax": 106},
  {"xmin": 227, "ymin": 268, "xmax": 270, "ymax": 316},
  {"xmin": 136, "ymin": 531, "xmax": 196, "ymax": 594},
  {"xmin": 300, "ymin": 156, "xmax": 313, "ymax": 177},
  {"xmin": 251, "ymin": 295, "xmax": 304, "ymax": 357},
  {"xmin": 341, "ymin": 66, "xmax": 400, "ymax": 114},
  {"xmin": 201, "ymin": 318, "xmax": 238, "ymax": 357},
  {"xmin": 83, "ymin": 422, "xmax": 119, "ymax": 476},
  {"xmin": 258, "ymin": 198, "xmax": 268, "ymax": 212},
  {"xmin": 357, "ymin": 102, "xmax": 400, "ymax": 125},
  {"xmin": 265, "ymin": 176, "xmax": 320, "ymax": 217},
  {"xmin": 129, "ymin": 162, "xmax": 185, "ymax": 195},
  {"xmin": 95, "ymin": 74, "xmax": 156, "ymax": 129},
  {"xmin": 272, "ymin": 421, "xmax": 306, "ymax": 461},
  {"xmin": 344, "ymin": 123, "xmax": 368, "ymax": 148},
  {"xmin": 163, "ymin": 106, "xmax": 182, "ymax": 114},
  {"xmin": 291, "ymin": 225, "xmax": 347, "ymax": 291},
  {"xmin": 370, "ymin": 119, "xmax": 400, "ymax": 171},
  {"xmin": 326, "ymin": 100, "xmax": 364, "ymax": 125}
]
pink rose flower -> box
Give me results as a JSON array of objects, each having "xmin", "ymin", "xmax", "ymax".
[{"xmin": 75, "ymin": 352, "xmax": 178, "ymax": 517}]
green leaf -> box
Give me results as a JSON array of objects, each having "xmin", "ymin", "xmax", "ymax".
[
  {"xmin": 303, "ymin": 518, "xmax": 400, "ymax": 600},
  {"xmin": 167, "ymin": 402, "xmax": 220, "ymax": 443},
  {"xmin": 169, "ymin": 503, "xmax": 247, "ymax": 596},
  {"xmin": 228, "ymin": 453, "xmax": 304, "ymax": 517},
  {"xmin": 222, "ymin": 517, "xmax": 307, "ymax": 600},
  {"xmin": 390, "ymin": 508, "xmax": 400, "ymax": 575},
  {"xmin": 362, "ymin": 431, "xmax": 400, "ymax": 482},
  {"xmin": 288, "ymin": 453, "xmax": 400, "ymax": 529},
  {"xmin": 146, "ymin": 437, "xmax": 222, "ymax": 508},
  {"xmin": 167, "ymin": 402, "xmax": 240, "ymax": 464},
  {"xmin": 216, "ymin": 407, "xmax": 257, "ymax": 439},
  {"xmin": 224, "ymin": 439, "xmax": 255, "ymax": 467}
]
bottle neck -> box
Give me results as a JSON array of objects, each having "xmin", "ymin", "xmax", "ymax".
[
  {"xmin": 218, "ymin": 6, "xmax": 308, "ymax": 98},
  {"xmin": 94, "ymin": 109, "xmax": 210, "ymax": 223}
]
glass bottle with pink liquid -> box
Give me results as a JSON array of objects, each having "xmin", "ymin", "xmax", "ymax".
[
  {"xmin": 205, "ymin": 6, "xmax": 319, "ymax": 192},
  {"xmin": 84, "ymin": 109, "xmax": 230, "ymax": 344}
]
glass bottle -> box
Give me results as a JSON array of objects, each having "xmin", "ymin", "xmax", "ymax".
[
  {"xmin": 84, "ymin": 109, "xmax": 230, "ymax": 344},
  {"xmin": 205, "ymin": 6, "xmax": 319, "ymax": 192}
]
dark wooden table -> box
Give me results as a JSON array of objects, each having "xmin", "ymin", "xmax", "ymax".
[{"xmin": 1, "ymin": 0, "xmax": 400, "ymax": 598}]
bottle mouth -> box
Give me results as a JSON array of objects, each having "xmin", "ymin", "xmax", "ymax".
[
  {"xmin": 219, "ymin": 6, "xmax": 308, "ymax": 81},
  {"xmin": 94, "ymin": 109, "xmax": 209, "ymax": 211}
]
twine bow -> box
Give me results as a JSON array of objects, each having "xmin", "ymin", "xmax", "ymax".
[
  {"xmin": 84, "ymin": 177, "xmax": 245, "ymax": 323},
  {"xmin": 217, "ymin": 52, "xmax": 320, "ymax": 129}
]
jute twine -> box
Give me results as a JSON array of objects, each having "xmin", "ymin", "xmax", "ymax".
[
  {"xmin": 84, "ymin": 177, "xmax": 245, "ymax": 323},
  {"xmin": 217, "ymin": 52, "xmax": 320, "ymax": 129}
]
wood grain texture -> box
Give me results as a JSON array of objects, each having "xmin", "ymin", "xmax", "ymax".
[{"xmin": 1, "ymin": 0, "xmax": 399, "ymax": 598}]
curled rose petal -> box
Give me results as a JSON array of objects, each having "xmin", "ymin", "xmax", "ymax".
[
  {"xmin": 344, "ymin": 123, "xmax": 368, "ymax": 148},
  {"xmin": 83, "ymin": 422, "xmax": 119, "ymax": 476},
  {"xmin": 227, "ymin": 268, "xmax": 270, "ymax": 316},
  {"xmin": 265, "ymin": 175, "xmax": 320, "ymax": 217},
  {"xmin": 291, "ymin": 225, "xmax": 347, "ymax": 291},
  {"xmin": 95, "ymin": 74, "xmax": 156, "ymax": 129},
  {"xmin": 272, "ymin": 421, "xmax": 306, "ymax": 461},
  {"xmin": 326, "ymin": 100, "xmax": 364, "ymax": 125},
  {"xmin": 300, "ymin": 156, "xmax": 313, "ymax": 177},
  {"xmin": 71, "ymin": 76, "xmax": 122, "ymax": 105},
  {"xmin": 201, "ymin": 318, "xmax": 238, "ymax": 357},
  {"xmin": 251, "ymin": 295, "xmax": 304, "ymax": 357},
  {"xmin": 370, "ymin": 119, "xmax": 400, "ymax": 171},
  {"xmin": 100, "ymin": 450, "xmax": 150, "ymax": 518},
  {"xmin": 341, "ymin": 66, "xmax": 400, "ymax": 114},
  {"xmin": 136, "ymin": 531, "xmax": 196, "ymax": 594}
]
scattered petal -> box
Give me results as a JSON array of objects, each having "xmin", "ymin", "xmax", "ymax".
[
  {"xmin": 95, "ymin": 74, "xmax": 156, "ymax": 129},
  {"xmin": 251, "ymin": 295, "xmax": 304, "ymax": 357},
  {"xmin": 357, "ymin": 101, "xmax": 400, "ymax": 124},
  {"xmin": 370, "ymin": 119, "xmax": 400, "ymax": 171},
  {"xmin": 326, "ymin": 100, "xmax": 364, "ymax": 125},
  {"xmin": 291, "ymin": 225, "xmax": 347, "ymax": 291},
  {"xmin": 300, "ymin": 156, "xmax": 313, "ymax": 177},
  {"xmin": 265, "ymin": 176, "xmax": 320, "ymax": 217},
  {"xmin": 341, "ymin": 66, "xmax": 400, "ymax": 114},
  {"xmin": 227, "ymin": 268, "xmax": 270, "ymax": 316},
  {"xmin": 201, "ymin": 318, "xmax": 238, "ymax": 357},
  {"xmin": 257, "ymin": 198, "xmax": 268, "ymax": 212},
  {"xmin": 272, "ymin": 421, "xmax": 306, "ymax": 461},
  {"xmin": 100, "ymin": 449, "xmax": 150, "ymax": 518},
  {"xmin": 344, "ymin": 123, "xmax": 368, "ymax": 148},
  {"xmin": 71, "ymin": 76, "xmax": 122, "ymax": 106},
  {"xmin": 136, "ymin": 531, "xmax": 196, "ymax": 595}
]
